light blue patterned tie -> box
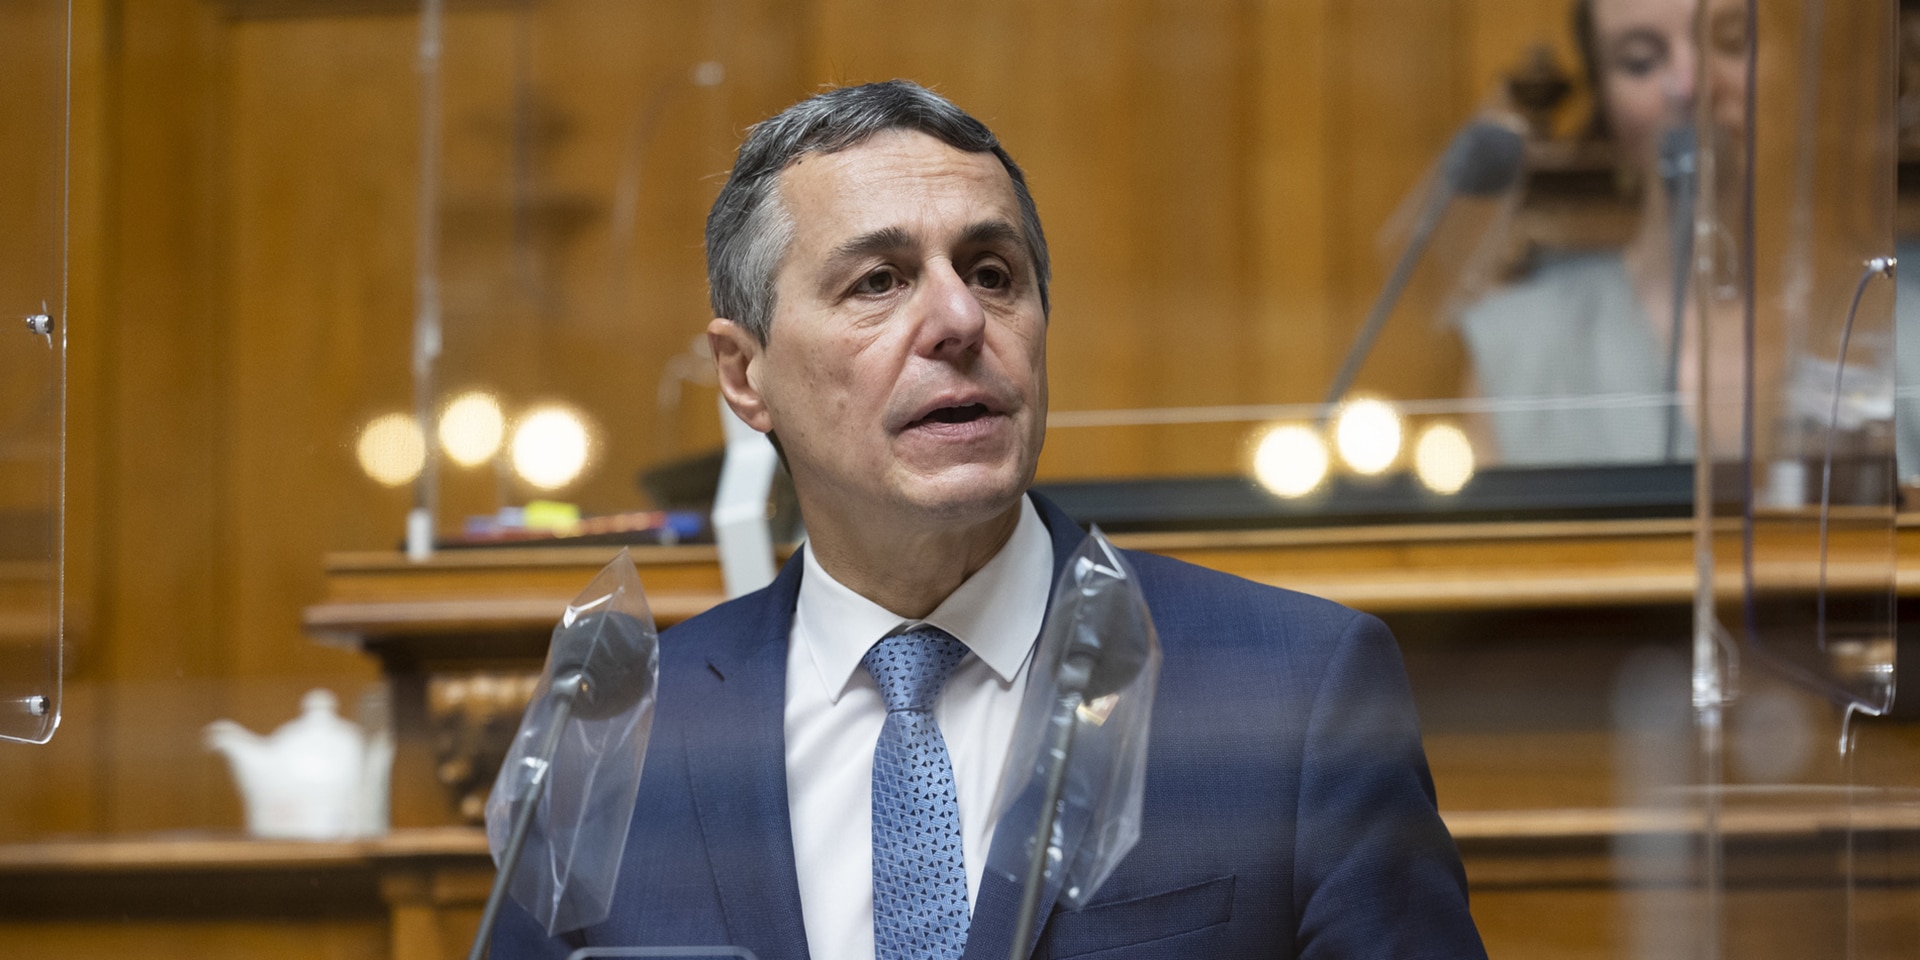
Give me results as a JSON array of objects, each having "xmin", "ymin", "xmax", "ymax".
[{"xmin": 863, "ymin": 626, "xmax": 972, "ymax": 960}]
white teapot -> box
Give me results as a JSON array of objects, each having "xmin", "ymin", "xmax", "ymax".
[{"xmin": 204, "ymin": 688, "xmax": 393, "ymax": 840}]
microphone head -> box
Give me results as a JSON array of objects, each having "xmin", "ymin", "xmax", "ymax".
[
  {"xmin": 1441, "ymin": 122, "xmax": 1526, "ymax": 198},
  {"xmin": 1063, "ymin": 580, "xmax": 1154, "ymax": 700},
  {"xmin": 1657, "ymin": 125, "xmax": 1697, "ymax": 187},
  {"xmin": 549, "ymin": 609, "xmax": 656, "ymax": 721},
  {"xmin": 1075, "ymin": 631, "xmax": 1150, "ymax": 702}
]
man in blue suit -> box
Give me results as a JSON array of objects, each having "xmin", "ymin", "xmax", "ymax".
[{"xmin": 496, "ymin": 80, "xmax": 1485, "ymax": 960}]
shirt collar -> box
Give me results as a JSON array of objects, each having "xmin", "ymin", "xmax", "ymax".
[{"xmin": 795, "ymin": 495, "xmax": 1052, "ymax": 702}]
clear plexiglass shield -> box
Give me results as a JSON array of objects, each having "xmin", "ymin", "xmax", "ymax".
[
  {"xmin": 1685, "ymin": 0, "xmax": 1907, "ymax": 955},
  {"xmin": 1706, "ymin": 0, "xmax": 1900, "ymax": 725},
  {"xmin": 0, "ymin": 0, "xmax": 68, "ymax": 744},
  {"xmin": 989, "ymin": 527, "xmax": 1162, "ymax": 911},
  {"xmin": 486, "ymin": 549, "xmax": 660, "ymax": 935}
]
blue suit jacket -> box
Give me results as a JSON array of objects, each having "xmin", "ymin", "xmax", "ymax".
[{"xmin": 496, "ymin": 492, "xmax": 1486, "ymax": 959}]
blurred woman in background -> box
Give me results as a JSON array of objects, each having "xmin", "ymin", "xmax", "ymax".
[
  {"xmin": 1457, "ymin": 0, "xmax": 1917, "ymax": 473},
  {"xmin": 1457, "ymin": 0, "xmax": 1749, "ymax": 465}
]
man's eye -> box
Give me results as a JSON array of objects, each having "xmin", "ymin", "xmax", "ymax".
[
  {"xmin": 975, "ymin": 265, "xmax": 1009, "ymax": 290},
  {"xmin": 853, "ymin": 270, "xmax": 898, "ymax": 296}
]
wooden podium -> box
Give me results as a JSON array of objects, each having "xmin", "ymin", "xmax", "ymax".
[{"xmin": 7, "ymin": 519, "xmax": 1920, "ymax": 959}]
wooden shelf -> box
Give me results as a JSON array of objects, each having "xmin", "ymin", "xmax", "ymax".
[
  {"xmin": 9, "ymin": 806, "xmax": 1916, "ymax": 898},
  {"xmin": 0, "ymin": 828, "xmax": 495, "ymax": 959},
  {"xmin": 307, "ymin": 544, "xmax": 735, "ymax": 665},
  {"xmin": 308, "ymin": 517, "xmax": 1920, "ymax": 651},
  {"xmin": 1447, "ymin": 800, "xmax": 1920, "ymax": 844},
  {"xmin": 0, "ymin": 827, "xmax": 489, "ymax": 875}
]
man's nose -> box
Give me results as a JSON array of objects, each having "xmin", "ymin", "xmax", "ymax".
[{"xmin": 912, "ymin": 261, "xmax": 987, "ymax": 358}]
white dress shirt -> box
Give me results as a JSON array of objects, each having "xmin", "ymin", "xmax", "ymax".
[{"xmin": 784, "ymin": 496, "xmax": 1051, "ymax": 960}]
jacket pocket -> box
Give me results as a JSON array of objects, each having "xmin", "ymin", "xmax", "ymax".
[{"xmin": 1039, "ymin": 875, "xmax": 1236, "ymax": 960}]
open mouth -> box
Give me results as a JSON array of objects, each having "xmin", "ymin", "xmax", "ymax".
[{"xmin": 915, "ymin": 403, "xmax": 991, "ymax": 427}]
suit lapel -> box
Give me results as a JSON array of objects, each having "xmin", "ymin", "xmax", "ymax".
[
  {"xmin": 684, "ymin": 552, "xmax": 812, "ymax": 960},
  {"xmin": 961, "ymin": 492, "xmax": 1089, "ymax": 960},
  {"xmin": 1029, "ymin": 490, "xmax": 1085, "ymax": 588},
  {"xmin": 682, "ymin": 494, "xmax": 1093, "ymax": 960}
]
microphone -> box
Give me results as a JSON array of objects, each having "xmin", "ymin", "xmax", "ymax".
[
  {"xmin": 1321, "ymin": 119, "xmax": 1527, "ymax": 411},
  {"xmin": 1006, "ymin": 534, "xmax": 1161, "ymax": 959},
  {"xmin": 1443, "ymin": 122, "xmax": 1528, "ymax": 198},
  {"xmin": 469, "ymin": 554, "xmax": 660, "ymax": 959},
  {"xmin": 1056, "ymin": 580, "xmax": 1153, "ymax": 702},
  {"xmin": 1657, "ymin": 125, "xmax": 1698, "ymax": 461},
  {"xmin": 548, "ymin": 608, "xmax": 655, "ymax": 721}
]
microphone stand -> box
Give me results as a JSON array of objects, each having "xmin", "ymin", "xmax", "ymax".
[
  {"xmin": 1320, "ymin": 184, "xmax": 1455, "ymax": 416},
  {"xmin": 1318, "ymin": 120, "xmax": 1523, "ymax": 416},
  {"xmin": 467, "ymin": 672, "xmax": 584, "ymax": 960},
  {"xmin": 1007, "ymin": 651, "xmax": 1096, "ymax": 960},
  {"xmin": 1659, "ymin": 127, "xmax": 1698, "ymax": 462}
]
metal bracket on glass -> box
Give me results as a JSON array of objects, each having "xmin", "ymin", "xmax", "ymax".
[
  {"xmin": 9, "ymin": 697, "xmax": 50, "ymax": 718},
  {"xmin": 1812, "ymin": 257, "xmax": 1897, "ymax": 659},
  {"xmin": 23, "ymin": 310, "xmax": 52, "ymax": 341}
]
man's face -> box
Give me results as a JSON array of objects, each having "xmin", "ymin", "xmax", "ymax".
[{"xmin": 718, "ymin": 129, "xmax": 1048, "ymax": 531}]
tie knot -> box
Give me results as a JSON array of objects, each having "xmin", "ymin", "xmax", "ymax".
[{"xmin": 861, "ymin": 627, "xmax": 970, "ymax": 714}]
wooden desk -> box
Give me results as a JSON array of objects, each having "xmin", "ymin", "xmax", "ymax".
[
  {"xmin": 310, "ymin": 522, "xmax": 1704, "ymax": 648},
  {"xmin": 0, "ymin": 829, "xmax": 489, "ymax": 960},
  {"xmin": 293, "ymin": 517, "xmax": 1920, "ymax": 958},
  {"xmin": 307, "ymin": 518, "xmax": 1920, "ymax": 654},
  {"xmin": 7, "ymin": 803, "xmax": 1920, "ymax": 960},
  {"xmin": 303, "ymin": 518, "xmax": 1920, "ymax": 817}
]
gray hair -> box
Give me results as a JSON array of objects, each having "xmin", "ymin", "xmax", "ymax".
[{"xmin": 705, "ymin": 80, "xmax": 1051, "ymax": 343}]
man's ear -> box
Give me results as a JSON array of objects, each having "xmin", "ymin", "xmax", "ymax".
[{"xmin": 707, "ymin": 318, "xmax": 774, "ymax": 433}]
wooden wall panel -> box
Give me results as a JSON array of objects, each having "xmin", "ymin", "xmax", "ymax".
[
  {"xmin": 501, "ymin": 0, "xmax": 809, "ymax": 512},
  {"xmin": 220, "ymin": 1, "xmax": 814, "ymax": 534},
  {"xmin": 0, "ymin": 0, "xmax": 109, "ymax": 842},
  {"xmin": 793, "ymin": 0, "xmax": 1542, "ymax": 479},
  {"xmin": 1319, "ymin": 0, "xmax": 1472, "ymax": 407},
  {"xmin": 1009, "ymin": 2, "xmax": 1154, "ymax": 476},
  {"xmin": 1248, "ymin": 0, "xmax": 1332, "ymax": 414},
  {"xmin": 96, "ymin": 0, "xmax": 240, "ymax": 834},
  {"xmin": 3, "ymin": 0, "xmax": 1639, "ymax": 837},
  {"xmin": 223, "ymin": 12, "xmax": 423, "ymax": 690},
  {"xmin": 1464, "ymin": 0, "xmax": 1585, "ymax": 133},
  {"xmin": 0, "ymin": 0, "xmax": 379, "ymax": 841},
  {"xmin": 7, "ymin": 6, "xmax": 1920, "ymax": 958},
  {"xmin": 795, "ymin": 3, "xmax": 1180, "ymax": 475},
  {"xmin": 0, "ymin": 0, "xmax": 247, "ymax": 842}
]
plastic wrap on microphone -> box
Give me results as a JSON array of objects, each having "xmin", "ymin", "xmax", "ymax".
[
  {"xmin": 988, "ymin": 527, "xmax": 1162, "ymax": 910},
  {"xmin": 485, "ymin": 548, "xmax": 660, "ymax": 935}
]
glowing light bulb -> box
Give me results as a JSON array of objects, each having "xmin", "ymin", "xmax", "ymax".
[
  {"xmin": 1413, "ymin": 422, "xmax": 1476, "ymax": 495},
  {"xmin": 1334, "ymin": 398, "xmax": 1402, "ymax": 476},
  {"xmin": 438, "ymin": 391, "xmax": 506, "ymax": 467},
  {"xmin": 511, "ymin": 406, "xmax": 592, "ymax": 491},
  {"xmin": 356, "ymin": 413, "xmax": 425, "ymax": 487},
  {"xmin": 1251, "ymin": 423, "xmax": 1329, "ymax": 498}
]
